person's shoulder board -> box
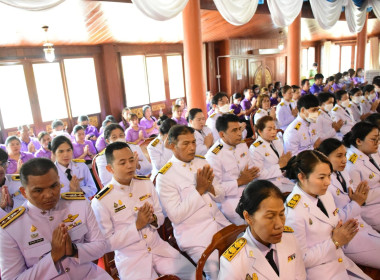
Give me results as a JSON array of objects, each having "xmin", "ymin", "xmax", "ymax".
[
  {"xmin": 158, "ymin": 162, "xmax": 172, "ymax": 175},
  {"xmin": 222, "ymin": 237, "xmax": 247, "ymax": 261},
  {"xmin": 209, "ymin": 112, "xmax": 216, "ymax": 118},
  {"xmin": 287, "ymin": 194, "xmax": 301, "ymax": 209},
  {"xmin": 134, "ymin": 175, "xmax": 150, "ymax": 180},
  {"xmin": 95, "ymin": 184, "xmax": 114, "ymax": 200},
  {"xmin": 252, "ymin": 140, "xmax": 262, "ymax": 148},
  {"xmin": 0, "ymin": 206, "xmax": 25, "ymax": 229},
  {"xmin": 194, "ymin": 155, "xmax": 205, "ymax": 159},
  {"xmin": 348, "ymin": 153, "xmax": 358, "ymax": 164},
  {"xmin": 151, "ymin": 138, "xmax": 160, "ymax": 147},
  {"xmin": 332, "ymin": 106, "xmax": 339, "ymax": 112},
  {"xmin": 283, "ymin": 225, "xmax": 294, "ymax": 233},
  {"xmin": 212, "ymin": 144, "xmax": 223, "ymax": 154},
  {"xmin": 294, "ymin": 122, "xmax": 302, "ymax": 130},
  {"xmin": 61, "ymin": 192, "xmax": 85, "ymax": 200},
  {"xmin": 72, "ymin": 159, "xmax": 85, "ymax": 163},
  {"xmin": 279, "ymin": 102, "xmax": 284, "ymax": 106}
]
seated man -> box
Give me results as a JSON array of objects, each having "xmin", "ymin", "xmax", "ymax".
[
  {"xmin": 205, "ymin": 114, "xmax": 259, "ymax": 225},
  {"xmin": 0, "ymin": 158, "xmax": 110, "ymax": 279},
  {"xmin": 206, "ymin": 92, "xmax": 233, "ymax": 141},
  {"xmin": 156, "ymin": 125, "xmax": 231, "ymax": 280},
  {"xmin": 96, "ymin": 124, "xmax": 152, "ymax": 186},
  {"xmin": 92, "ymin": 142, "xmax": 195, "ymax": 279},
  {"xmin": 283, "ymin": 94, "xmax": 321, "ymax": 155},
  {"xmin": 330, "ymin": 89, "xmax": 355, "ymax": 138},
  {"xmin": 18, "ymin": 125, "xmax": 41, "ymax": 155}
]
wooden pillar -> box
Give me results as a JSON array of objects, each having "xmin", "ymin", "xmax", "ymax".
[
  {"xmin": 356, "ymin": 14, "xmax": 368, "ymax": 70},
  {"xmin": 287, "ymin": 13, "xmax": 301, "ymax": 85},
  {"xmin": 182, "ymin": 0, "xmax": 207, "ymax": 114}
]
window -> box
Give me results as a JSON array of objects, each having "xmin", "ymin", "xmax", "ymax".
[
  {"xmin": 340, "ymin": 46, "xmax": 352, "ymax": 73},
  {"xmin": 301, "ymin": 48, "xmax": 308, "ymax": 78},
  {"xmin": 33, "ymin": 63, "xmax": 68, "ymax": 122},
  {"xmin": 307, "ymin": 47, "xmax": 315, "ymax": 73},
  {"xmin": 121, "ymin": 55, "xmax": 149, "ymax": 107},
  {"xmin": 145, "ymin": 56, "xmax": 166, "ymax": 103},
  {"xmin": 0, "ymin": 65, "xmax": 33, "ymax": 128},
  {"xmin": 167, "ymin": 55, "xmax": 185, "ymax": 99},
  {"xmin": 64, "ymin": 58, "xmax": 101, "ymax": 117},
  {"xmin": 301, "ymin": 47, "xmax": 315, "ymax": 78}
]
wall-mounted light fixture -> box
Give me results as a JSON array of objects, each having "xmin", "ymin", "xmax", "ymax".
[{"xmin": 42, "ymin": 26, "xmax": 55, "ymax": 62}]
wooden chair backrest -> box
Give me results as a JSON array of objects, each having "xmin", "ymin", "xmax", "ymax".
[
  {"xmin": 103, "ymin": 252, "xmax": 119, "ymax": 279},
  {"xmin": 249, "ymin": 111, "xmax": 257, "ymax": 140},
  {"xmin": 156, "ymin": 275, "xmax": 180, "ymax": 280},
  {"xmin": 140, "ymin": 137, "xmax": 155, "ymax": 162},
  {"xmin": 91, "ymin": 153, "xmax": 104, "ymax": 189},
  {"xmin": 195, "ymin": 224, "xmax": 247, "ymax": 280}
]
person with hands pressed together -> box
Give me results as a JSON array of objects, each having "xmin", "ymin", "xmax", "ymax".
[
  {"xmin": 276, "ymin": 85, "xmax": 298, "ymax": 131},
  {"xmin": 156, "ymin": 125, "xmax": 231, "ymax": 280},
  {"xmin": 18, "ymin": 125, "xmax": 41, "ymax": 155},
  {"xmin": 206, "ymin": 114, "xmax": 260, "ymax": 224},
  {"xmin": 284, "ymin": 150, "xmax": 370, "ymax": 279},
  {"xmin": 5, "ymin": 136, "xmax": 34, "ymax": 174},
  {"xmin": 0, "ymin": 158, "xmax": 110, "ymax": 280},
  {"xmin": 91, "ymin": 141, "xmax": 195, "ymax": 280},
  {"xmin": 316, "ymin": 92, "xmax": 343, "ymax": 141},
  {"xmin": 72, "ymin": 125, "xmax": 97, "ymax": 164},
  {"xmin": 188, "ymin": 108, "xmax": 214, "ymax": 156}
]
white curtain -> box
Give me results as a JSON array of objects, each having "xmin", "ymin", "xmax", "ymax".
[
  {"xmin": 131, "ymin": 0, "xmax": 189, "ymax": 21},
  {"xmin": 213, "ymin": 0, "xmax": 259, "ymax": 26},
  {"xmin": 309, "ymin": 0, "xmax": 347, "ymax": 30},
  {"xmin": 369, "ymin": 0, "xmax": 380, "ymax": 19},
  {"xmin": 0, "ymin": 0, "xmax": 64, "ymax": 10},
  {"xmin": 345, "ymin": 0, "xmax": 368, "ymax": 33},
  {"xmin": 266, "ymin": 0, "xmax": 303, "ymax": 27},
  {"xmin": 369, "ymin": 37, "xmax": 379, "ymax": 70}
]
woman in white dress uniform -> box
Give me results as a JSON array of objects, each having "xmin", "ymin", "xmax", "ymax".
[
  {"xmin": 284, "ymin": 150, "xmax": 370, "ymax": 280},
  {"xmin": 218, "ymin": 180, "xmax": 306, "ymax": 280},
  {"xmin": 318, "ymin": 138, "xmax": 380, "ymax": 269}
]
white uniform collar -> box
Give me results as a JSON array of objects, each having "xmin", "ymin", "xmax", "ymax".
[
  {"xmin": 170, "ymin": 155, "xmax": 194, "ymax": 168},
  {"xmin": 26, "ymin": 199, "xmax": 59, "ymax": 216},
  {"xmin": 295, "ymin": 183, "xmax": 318, "ymax": 206},
  {"xmin": 220, "ymin": 138, "xmax": 236, "ymax": 151},
  {"xmin": 247, "ymin": 226, "xmax": 276, "ymax": 256},
  {"xmin": 56, "ymin": 161, "xmax": 72, "ymax": 173},
  {"xmin": 281, "ymin": 98, "xmax": 291, "ymax": 105},
  {"xmin": 110, "ymin": 177, "xmax": 134, "ymax": 190},
  {"xmin": 349, "ymin": 145, "xmax": 368, "ymax": 161}
]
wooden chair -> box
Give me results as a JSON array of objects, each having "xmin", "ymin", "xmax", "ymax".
[
  {"xmin": 91, "ymin": 153, "xmax": 104, "ymax": 189},
  {"xmin": 140, "ymin": 137, "xmax": 155, "ymax": 162},
  {"xmin": 358, "ymin": 265, "xmax": 380, "ymax": 279},
  {"xmin": 249, "ymin": 110, "xmax": 257, "ymax": 140},
  {"xmin": 156, "ymin": 275, "xmax": 180, "ymax": 280},
  {"xmin": 103, "ymin": 252, "xmax": 119, "ymax": 279},
  {"xmin": 195, "ymin": 224, "xmax": 247, "ymax": 280}
]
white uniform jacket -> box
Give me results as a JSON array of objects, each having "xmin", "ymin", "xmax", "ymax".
[
  {"xmin": 194, "ymin": 126, "xmax": 214, "ymax": 156},
  {"xmin": 346, "ymin": 146, "xmax": 380, "ymax": 230},
  {"xmin": 205, "ymin": 139, "xmax": 255, "ymax": 224},
  {"xmin": 360, "ymin": 98, "xmax": 374, "ymax": 115},
  {"xmin": 2, "ymin": 174, "xmax": 25, "ymax": 210},
  {"xmin": 330, "ymin": 104, "xmax": 355, "ymax": 138},
  {"xmin": 91, "ymin": 177, "xmax": 183, "ymax": 279},
  {"xmin": 285, "ymin": 184, "xmax": 370, "ymax": 280},
  {"xmin": 147, "ymin": 135, "xmax": 173, "ymax": 180},
  {"xmin": 206, "ymin": 112, "xmax": 222, "ymax": 142},
  {"xmin": 0, "ymin": 198, "xmax": 110, "ymax": 280},
  {"xmin": 316, "ymin": 109, "xmax": 339, "ymax": 141},
  {"xmin": 254, "ymin": 108, "xmax": 270, "ymax": 124},
  {"xmin": 328, "ymin": 171, "xmax": 380, "ymax": 255},
  {"xmin": 350, "ymin": 101, "xmax": 362, "ymax": 122},
  {"xmin": 276, "ymin": 99, "xmax": 296, "ymax": 131},
  {"xmin": 249, "ymin": 136, "xmax": 294, "ymax": 193},
  {"xmin": 283, "ymin": 116, "xmax": 317, "ymax": 156},
  {"xmin": 56, "ymin": 160, "xmax": 97, "ymax": 199},
  {"xmin": 156, "ymin": 155, "xmax": 231, "ymax": 251},
  {"xmin": 218, "ymin": 227, "xmax": 306, "ymax": 280}
]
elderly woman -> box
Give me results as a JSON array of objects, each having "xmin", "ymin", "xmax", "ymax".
[
  {"xmin": 139, "ymin": 105, "xmax": 159, "ymax": 138},
  {"xmin": 5, "ymin": 136, "xmax": 34, "ymax": 174}
]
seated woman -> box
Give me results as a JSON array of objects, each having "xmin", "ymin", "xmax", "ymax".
[
  {"xmin": 171, "ymin": 104, "xmax": 188, "ymax": 125},
  {"xmin": 119, "ymin": 107, "xmax": 131, "ymax": 130},
  {"xmin": 188, "ymin": 108, "xmax": 214, "ymax": 156},
  {"xmin": 249, "ymin": 116, "xmax": 293, "ymax": 192},
  {"xmin": 125, "ymin": 114, "xmax": 147, "ymax": 145},
  {"xmin": 96, "ymin": 119, "xmax": 114, "ymax": 152},
  {"xmin": 176, "ymin": 97, "xmax": 188, "ymax": 119},
  {"xmin": 318, "ymin": 138, "xmax": 380, "ymax": 269},
  {"xmin": 353, "ymin": 68, "xmax": 367, "ymax": 87},
  {"xmin": 332, "ymin": 72, "xmax": 346, "ymax": 92},
  {"xmin": 34, "ymin": 131, "xmax": 52, "ymax": 159},
  {"xmin": 219, "ymin": 180, "xmax": 306, "ymax": 280},
  {"xmin": 254, "ymin": 94, "xmax": 277, "ymax": 125},
  {"xmin": 147, "ymin": 119, "xmax": 176, "ymax": 180},
  {"xmin": 72, "ymin": 125, "xmax": 97, "ymax": 165},
  {"xmin": 230, "ymin": 93, "xmax": 247, "ymax": 138},
  {"xmin": 140, "ymin": 105, "xmax": 159, "ymax": 137},
  {"xmin": 5, "ymin": 136, "xmax": 34, "ymax": 174},
  {"xmin": 50, "ymin": 119, "xmax": 71, "ymax": 139},
  {"xmin": 344, "ymin": 121, "xmax": 380, "ymax": 231},
  {"xmin": 349, "ymin": 88, "xmax": 369, "ymax": 122},
  {"xmin": 361, "ymin": 85, "xmax": 380, "ymax": 115},
  {"xmin": 51, "ymin": 136, "xmax": 97, "ymax": 199},
  {"xmin": 72, "ymin": 115, "xmax": 99, "ymax": 144},
  {"xmin": 96, "ymin": 124, "xmax": 152, "ymax": 186},
  {"xmin": 99, "ymin": 115, "xmax": 116, "ymax": 134},
  {"xmin": 284, "ymin": 150, "xmax": 370, "ymax": 280}
]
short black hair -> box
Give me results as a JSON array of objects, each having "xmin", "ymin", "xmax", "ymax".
[
  {"xmin": 72, "ymin": 125, "xmax": 84, "ymax": 135},
  {"xmin": 274, "ymin": 81, "xmax": 281, "ymax": 89},
  {"xmin": 334, "ymin": 72, "xmax": 343, "ymax": 83},
  {"xmin": 233, "ymin": 92, "xmax": 243, "ymax": 100},
  {"xmin": 188, "ymin": 108, "xmax": 203, "ymax": 121},
  {"xmin": 292, "ymin": 85, "xmax": 300, "ymax": 91},
  {"xmin": 104, "ymin": 123, "xmax": 124, "ymax": 141},
  {"xmin": 363, "ymin": 84, "xmax": 375, "ymax": 94},
  {"xmin": 105, "ymin": 141, "xmax": 131, "ymax": 165},
  {"xmin": 20, "ymin": 158, "xmax": 58, "ymax": 186},
  {"xmin": 297, "ymin": 94, "xmax": 319, "ymax": 111},
  {"xmin": 105, "ymin": 115, "xmax": 116, "ymax": 122},
  {"xmin": 236, "ymin": 180, "xmax": 284, "ymax": 219},
  {"xmin": 216, "ymin": 113, "xmax": 240, "ymax": 133},
  {"xmin": 317, "ymin": 138, "xmax": 344, "ymax": 157},
  {"xmin": 159, "ymin": 119, "xmax": 177, "ymax": 135},
  {"xmin": 0, "ymin": 149, "xmax": 8, "ymax": 165},
  {"xmin": 78, "ymin": 115, "xmax": 89, "ymax": 122},
  {"xmin": 52, "ymin": 119, "xmax": 64, "ymax": 129},
  {"xmin": 5, "ymin": 135, "xmax": 20, "ymax": 146},
  {"xmin": 301, "ymin": 79, "xmax": 309, "ymax": 86},
  {"xmin": 211, "ymin": 92, "xmax": 228, "ymax": 105},
  {"xmin": 349, "ymin": 87, "xmax": 361, "ymax": 96},
  {"xmin": 318, "ymin": 92, "xmax": 335, "ymax": 105},
  {"xmin": 50, "ymin": 135, "xmax": 73, "ymax": 154},
  {"xmin": 102, "ymin": 119, "xmax": 112, "ymax": 128},
  {"xmin": 255, "ymin": 116, "xmax": 274, "ymax": 133},
  {"xmin": 168, "ymin": 125, "xmax": 194, "ymax": 145},
  {"xmin": 365, "ymin": 113, "xmax": 380, "ymax": 129},
  {"xmin": 343, "ymin": 121, "xmax": 378, "ymax": 148},
  {"xmin": 315, "ymin": 73, "xmax": 324, "ymax": 80},
  {"xmin": 335, "ymin": 90, "xmax": 348, "ymax": 101},
  {"xmin": 157, "ymin": 115, "xmax": 169, "ymax": 126}
]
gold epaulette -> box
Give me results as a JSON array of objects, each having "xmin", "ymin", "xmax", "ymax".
[
  {"xmin": 283, "ymin": 226, "xmax": 294, "ymax": 233},
  {"xmin": 134, "ymin": 175, "xmax": 150, "ymax": 180},
  {"xmin": 151, "ymin": 138, "xmax": 160, "ymax": 147},
  {"xmin": 347, "ymin": 104, "xmax": 352, "ymax": 108},
  {"xmin": 348, "ymin": 153, "xmax": 358, "ymax": 164},
  {"xmin": 332, "ymin": 107, "xmax": 338, "ymax": 112},
  {"xmin": 95, "ymin": 185, "xmax": 113, "ymax": 200},
  {"xmin": 11, "ymin": 175, "xmax": 20, "ymax": 181},
  {"xmin": 61, "ymin": 192, "xmax": 85, "ymax": 200},
  {"xmin": 0, "ymin": 206, "xmax": 25, "ymax": 229},
  {"xmin": 72, "ymin": 159, "xmax": 85, "ymax": 163},
  {"xmin": 361, "ymin": 99, "xmax": 365, "ymax": 103},
  {"xmin": 98, "ymin": 149, "xmax": 106, "ymax": 155},
  {"xmin": 222, "ymin": 237, "xmax": 247, "ymax": 262},
  {"xmin": 212, "ymin": 144, "xmax": 223, "ymax": 154},
  {"xmin": 158, "ymin": 162, "xmax": 172, "ymax": 175},
  {"xmin": 126, "ymin": 141, "xmax": 134, "ymax": 145},
  {"xmin": 294, "ymin": 122, "xmax": 302, "ymax": 130},
  {"xmin": 194, "ymin": 155, "xmax": 205, "ymax": 159},
  {"xmin": 253, "ymin": 140, "xmax": 262, "ymax": 148},
  {"xmin": 257, "ymin": 109, "xmax": 261, "ymax": 113},
  {"xmin": 210, "ymin": 113, "xmax": 216, "ymax": 118},
  {"xmin": 280, "ymin": 102, "xmax": 284, "ymax": 106},
  {"xmin": 229, "ymin": 109, "xmax": 235, "ymax": 114},
  {"xmin": 287, "ymin": 194, "xmax": 301, "ymax": 209}
]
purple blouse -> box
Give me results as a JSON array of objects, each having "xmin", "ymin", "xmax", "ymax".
[
  {"xmin": 73, "ymin": 140, "xmax": 97, "ymax": 160},
  {"xmin": 300, "ymin": 89, "xmax": 309, "ymax": 96},
  {"xmin": 172, "ymin": 117, "xmax": 188, "ymax": 126},
  {"xmin": 95, "ymin": 133, "xmax": 106, "ymax": 153},
  {"xmin": 241, "ymin": 98, "xmax": 252, "ymax": 111},
  {"xmin": 230, "ymin": 104, "xmax": 245, "ymax": 121},
  {"xmin": 270, "ymin": 97, "xmax": 279, "ymax": 106},
  {"xmin": 139, "ymin": 117, "xmax": 159, "ymax": 137},
  {"xmin": 7, "ymin": 151, "xmax": 34, "ymax": 174},
  {"xmin": 125, "ymin": 126, "xmax": 147, "ymax": 143},
  {"xmin": 332, "ymin": 83, "xmax": 344, "ymax": 92},
  {"xmin": 310, "ymin": 84, "xmax": 323, "ymax": 95},
  {"xmin": 0, "ymin": 144, "xmax": 6, "ymax": 151},
  {"xmin": 353, "ymin": 76, "xmax": 365, "ymax": 85},
  {"xmin": 20, "ymin": 137, "xmax": 41, "ymax": 153},
  {"xmin": 35, "ymin": 147, "xmax": 51, "ymax": 159},
  {"xmin": 119, "ymin": 121, "xmax": 130, "ymax": 131}
]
